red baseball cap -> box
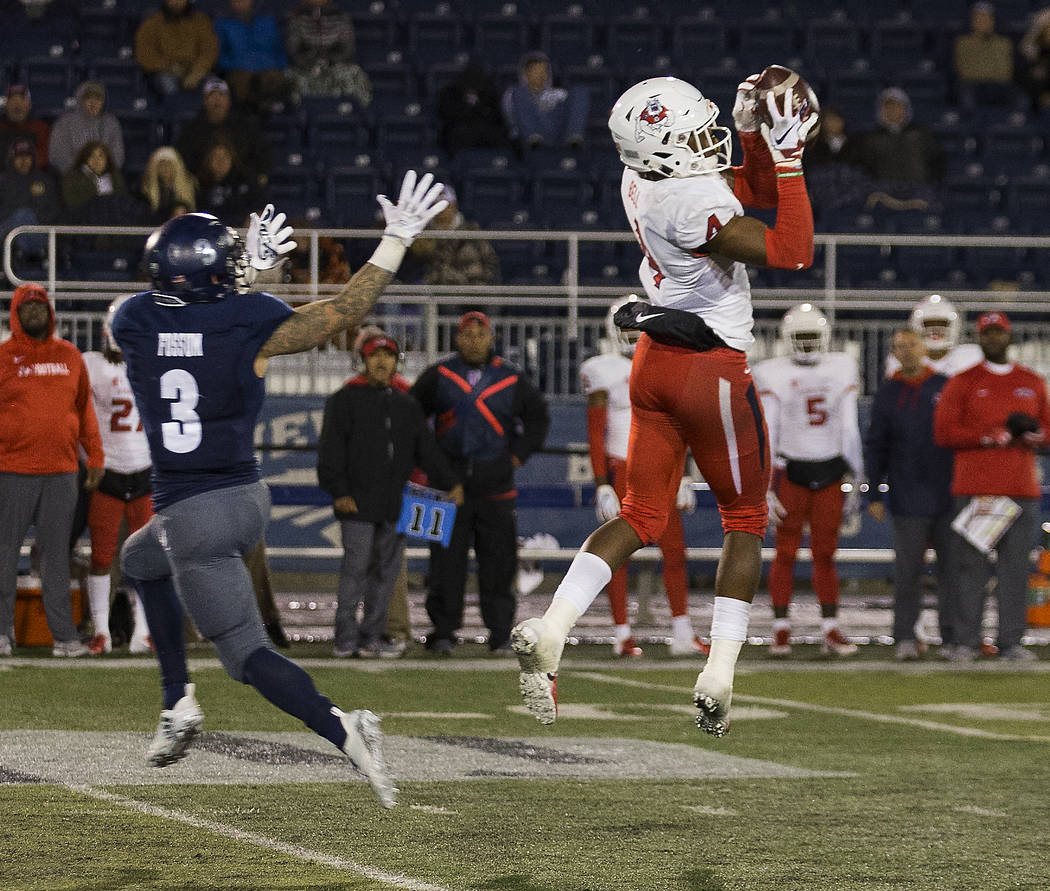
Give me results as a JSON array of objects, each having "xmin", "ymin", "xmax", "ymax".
[
  {"xmin": 458, "ymin": 311, "xmax": 491, "ymax": 331},
  {"xmin": 360, "ymin": 333, "xmax": 398, "ymax": 357},
  {"xmin": 977, "ymin": 311, "xmax": 1011, "ymax": 333}
]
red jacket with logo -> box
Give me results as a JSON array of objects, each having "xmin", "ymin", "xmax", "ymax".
[
  {"xmin": 0, "ymin": 287, "xmax": 103, "ymax": 474},
  {"xmin": 933, "ymin": 361, "xmax": 1050, "ymax": 498}
]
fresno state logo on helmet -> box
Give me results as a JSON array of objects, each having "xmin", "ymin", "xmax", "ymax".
[{"xmin": 635, "ymin": 96, "xmax": 673, "ymax": 141}]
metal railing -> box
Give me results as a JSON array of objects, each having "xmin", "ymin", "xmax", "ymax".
[{"xmin": 8, "ymin": 224, "xmax": 1050, "ymax": 396}]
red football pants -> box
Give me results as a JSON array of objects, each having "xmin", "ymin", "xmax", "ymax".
[
  {"xmin": 604, "ymin": 456, "xmax": 688, "ymax": 623},
  {"xmin": 620, "ymin": 337, "xmax": 770, "ymax": 544},
  {"xmin": 767, "ymin": 476, "xmax": 844, "ymax": 609},
  {"xmin": 88, "ymin": 490, "xmax": 154, "ymax": 572}
]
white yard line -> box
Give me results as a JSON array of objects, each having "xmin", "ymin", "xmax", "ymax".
[
  {"xmin": 575, "ymin": 672, "xmax": 1050, "ymax": 742},
  {"xmin": 64, "ymin": 783, "xmax": 450, "ymax": 891}
]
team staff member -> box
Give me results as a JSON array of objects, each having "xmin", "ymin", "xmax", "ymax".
[
  {"xmin": 410, "ymin": 311, "xmax": 550, "ymax": 655},
  {"xmin": 933, "ymin": 311, "xmax": 1047, "ymax": 663},
  {"xmin": 0, "ymin": 283, "xmax": 104, "ymax": 657}
]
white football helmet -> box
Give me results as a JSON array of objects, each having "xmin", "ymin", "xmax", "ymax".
[
  {"xmin": 608, "ymin": 77, "xmax": 732, "ymax": 178},
  {"xmin": 605, "ymin": 293, "xmax": 641, "ymax": 355},
  {"xmin": 103, "ymin": 293, "xmax": 132, "ymax": 355},
  {"xmin": 781, "ymin": 303, "xmax": 830, "ymax": 364},
  {"xmin": 909, "ymin": 294, "xmax": 960, "ymax": 356}
]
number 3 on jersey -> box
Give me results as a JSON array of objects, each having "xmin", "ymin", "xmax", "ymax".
[{"xmin": 160, "ymin": 368, "xmax": 202, "ymax": 453}]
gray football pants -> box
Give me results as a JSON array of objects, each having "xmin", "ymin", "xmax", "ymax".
[
  {"xmin": 0, "ymin": 472, "xmax": 80, "ymax": 644},
  {"xmin": 121, "ymin": 481, "xmax": 272, "ymax": 680}
]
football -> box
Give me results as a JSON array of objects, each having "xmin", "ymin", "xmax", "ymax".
[{"xmin": 754, "ymin": 64, "xmax": 821, "ymax": 142}]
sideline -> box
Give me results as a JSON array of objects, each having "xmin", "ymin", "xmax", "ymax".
[{"xmin": 64, "ymin": 782, "xmax": 450, "ymax": 891}]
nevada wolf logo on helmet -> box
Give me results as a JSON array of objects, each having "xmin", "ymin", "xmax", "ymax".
[{"xmin": 636, "ymin": 97, "xmax": 673, "ymax": 140}]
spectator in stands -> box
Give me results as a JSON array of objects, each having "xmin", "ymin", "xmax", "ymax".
[
  {"xmin": 134, "ymin": 0, "xmax": 220, "ymax": 98},
  {"xmin": 404, "ymin": 185, "xmax": 500, "ymax": 287},
  {"xmin": 410, "ymin": 311, "xmax": 550, "ymax": 655},
  {"xmin": 139, "ymin": 146, "xmax": 197, "ymax": 224},
  {"xmin": 60, "ymin": 141, "xmax": 128, "ymax": 215},
  {"xmin": 501, "ymin": 51, "xmax": 588, "ymax": 152},
  {"xmin": 954, "ymin": 2, "xmax": 1016, "ymax": 109},
  {"xmin": 214, "ymin": 0, "xmax": 292, "ymax": 114},
  {"xmin": 177, "ymin": 77, "xmax": 271, "ymax": 193},
  {"xmin": 318, "ymin": 329, "xmax": 462, "ymax": 659},
  {"xmin": 194, "ymin": 140, "xmax": 259, "ymax": 226},
  {"xmin": 289, "ymin": 234, "xmax": 351, "ymax": 285},
  {"xmin": 49, "ymin": 82, "xmax": 125, "ymax": 176},
  {"xmin": 436, "ymin": 62, "xmax": 511, "ymax": 156},
  {"xmin": 854, "ymin": 88, "xmax": 945, "ymax": 210},
  {"xmin": 1020, "ymin": 7, "xmax": 1050, "ymax": 111},
  {"xmin": 0, "ymin": 283, "xmax": 104, "ymax": 658},
  {"xmin": 285, "ymin": 0, "xmax": 372, "ymax": 108},
  {"xmin": 802, "ymin": 106, "xmax": 869, "ymax": 215},
  {"xmin": 0, "ymin": 85, "xmax": 50, "ymax": 171},
  {"xmin": 865, "ymin": 328, "xmax": 955, "ymax": 661},
  {"xmin": 0, "ymin": 137, "xmax": 60, "ymax": 260},
  {"xmin": 934, "ymin": 311, "xmax": 1047, "ymax": 662}
]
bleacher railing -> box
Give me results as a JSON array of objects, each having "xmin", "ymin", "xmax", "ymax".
[{"xmin": 8, "ymin": 224, "xmax": 1050, "ymax": 396}]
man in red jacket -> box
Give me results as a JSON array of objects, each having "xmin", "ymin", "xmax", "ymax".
[
  {"xmin": 0, "ymin": 283, "xmax": 104, "ymax": 657},
  {"xmin": 933, "ymin": 311, "xmax": 1048, "ymax": 663}
]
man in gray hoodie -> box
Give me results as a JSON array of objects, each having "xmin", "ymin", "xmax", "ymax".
[{"xmin": 49, "ymin": 81, "xmax": 125, "ymax": 175}]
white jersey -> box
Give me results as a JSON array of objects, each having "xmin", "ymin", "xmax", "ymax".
[
  {"xmin": 884, "ymin": 342, "xmax": 983, "ymax": 378},
  {"xmin": 620, "ymin": 167, "xmax": 754, "ymax": 351},
  {"xmin": 753, "ymin": 352, "xmax": 863, "ymax": 477},
  {"xmin": 579, "ymin": 351, "xmax": 632, "ymax": 460},
  {"xmin": 82, "ymin": 351, "xmax": 152, "ymax": 474}
]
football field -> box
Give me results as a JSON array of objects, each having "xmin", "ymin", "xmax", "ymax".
[{"xmin": 2, "ymin": 645, "xmax": 1048, "ymax": 891}]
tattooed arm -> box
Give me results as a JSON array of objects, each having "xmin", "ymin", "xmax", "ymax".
[{"xmin": 253, "ymin": 171, "xmax": 448, "ymax": 376}]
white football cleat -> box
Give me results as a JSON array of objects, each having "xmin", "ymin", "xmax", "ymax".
[
  {"xmin": 511, "ymin": 617, "xmax": 563, "ymax": 725},
  {"xmin": 129, "ymin": 635, "xmax": 154, "ymax": 654},
  {"xmin": 693, "ymin": 669, "xmax": 733, "ymax": 738},
  {"xmin": 147, "ymin": 683, "xmax": 204, "ymax": 767},
  {"xmin": 335, "ymin": 707, "xmax": 397, "ymax": 809}
]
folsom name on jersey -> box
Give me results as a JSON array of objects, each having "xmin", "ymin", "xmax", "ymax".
[{"xmin": 156, "ymin": 333, "xmax": 204, "ymax": 357}]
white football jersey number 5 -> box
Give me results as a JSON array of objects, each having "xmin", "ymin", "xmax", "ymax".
[{"xmin": 160, "ymin": 368, "xmax": 202, "ymax": 453}]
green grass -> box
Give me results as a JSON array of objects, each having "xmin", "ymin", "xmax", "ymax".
[{"xmin": 1, "ymin": 646, "xmax": 1048, "ymax": 890}]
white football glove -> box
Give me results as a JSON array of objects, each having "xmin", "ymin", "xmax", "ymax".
[
  {"xmin": 766, "ymin": 489, "xmax": 787, "ymax": 527},
  {"xmin": 731, "ymin": 74, "xmax": 762, "ymax": 133},
  {"xmin": 246, "ymin": 204, "xmax": 297, "ymax": 270},
  {"xmin": 760, "ymin": 87, "xmax": 817, "ymax": 167},
  {"xmin": 676, "ymin": 477, "xmax": 697, "ymax": 514},
  {"xmin": 595, "ymin": 483, "xmax": 621, "ymax": 523},
  {"xmin": 376, "ymin": 170, "xmax": 449, "ymax": 247},
  {"xmin": 839, "ymin": 480, "xmax": 862, "ymax": 537}
]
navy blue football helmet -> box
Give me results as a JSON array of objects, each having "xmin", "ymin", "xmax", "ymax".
[{"xmin": 145, "ymin": 212, "xmax": 243, "ymax": 304}]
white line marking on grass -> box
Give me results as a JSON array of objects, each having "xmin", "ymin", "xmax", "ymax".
[
  {"xmin": 682, "ymin": 805, "xmax": 738, "ymax": 816},
  {"xmin": 384, "ymin": 712, "xmax": 492, "ymax": 719},
  {"xmin": 955, "ymin": 805, "xmax": 1008, "ymax": 817},
  {"xmin": 575, "ymin": 672, "xmax": 1050, "ymax": 742},
  {"xmin": 64, "ymin": 783, "xmax": 450, "ymax": 891},
  {"xmin": 409, "ymin": 804, "xmax": 457, "ymax": 815}
]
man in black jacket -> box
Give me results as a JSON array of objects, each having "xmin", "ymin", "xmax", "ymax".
[
  {"xmin": 410, "ymin": 311, "xmax": 550, "ymax": 654},
  {"xmin": 318, "ymin": 330, "xmax": 462, "ymax": 658}
]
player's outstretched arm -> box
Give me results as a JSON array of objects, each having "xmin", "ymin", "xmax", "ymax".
[{"xmin": 256, "ymin": 171, "xmax": 447, "ymax": 363}]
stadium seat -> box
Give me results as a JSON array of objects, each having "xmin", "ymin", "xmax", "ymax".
[
  {"xmin": 351, "ymin": 9, "xmax": 398, "ymax": 67},
  {"xmin": 473, "ymin": 12, "xmax": 531, "ymax": 68},
  {"xmin": 459, "ymin": 169, "xmax": 526, "ymax": 226},
  {"xmin": 269, "ymin": 165, "xmax": 319, "ymax": 206},
  {"xmin": 540, "ymin": 16, "xmax": 598, "ymax": 67},
  {"xmin": 670, "ymin": 16, "xmax": 727, "ymax": 66},
  {"xmin": 75, "ymin": 9, "xmax": 132, "ymax": 58},
  {"xmin": 803, "ymin": 21, "xmax": 862, "ymax": 74},
  {"xmin": 562, "ymin": 64, "xmax": 616, "ymax": 120},
  {"xmin": 1004, "ymin": 178, "xmax": 1050, "ymax": 230},
  {"xmin": 738, "ymin": 22, "xmax": 800, "ymax": 70},
  {"xmin": 869, "ymin": 20, "xmax": 930, "ymax": 74},
  {"xmin": 374, "ymin": 114, "xmax": 436, "ymax": 154},
  {"xmin": 365, "ymin": 62, "xmax": 418, "ymax": 108},
  {"xmin": 942, "ymin": 176, "xmax": 1003, "ymax": 217},
  {"xmin": 306, "ymin": 112, "xmax": 372, "ymax": 167},
  {"xmin": 407, "ymin": 13, "xmax": 465, "ymax": 68},
  {"xmin": 325, "ymin": 167, "xmax": 384, "ymax": 226},
  {"xmin": 531, "ymin": 169, "xmax": 595, "ymax": 227},
  {"xmin": 606, "ymin": 15, "xmax": 664, "ymax": 61}
]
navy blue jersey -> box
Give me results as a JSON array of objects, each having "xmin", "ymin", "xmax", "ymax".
[{"xmin": 111, "ymin": 289, "xmax": 294, "ymax": 509}]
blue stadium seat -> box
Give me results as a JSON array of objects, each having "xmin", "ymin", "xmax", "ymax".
[
  {"xmin": 407, "ymin": 13, "xmax": 465, "ymax": 68},
  {"xmin": 374, "ymin": 114, "xmax": 436, "ymax": 154},
  {"xmin": 836, "ymin": 244, "xmax": 894, "ymax": 287},
  {"xmin": 473, "ymin": 12, "xmax": 531, "ymax": 68},
  {"xmin": 263, "ymin": 113, "xmax": 304, "ymax": 154},
  {"xmin": 325, "ymin": 167, "xmax": 384, "ymax": 226},
  {"xmin": 869, "ymin": 21, "xmax": 931, "ymax": 74},
  {"xmin": 738, "ymin": 22, "xmax": 800, "ymax": 70},
  {"xmin": 119, "ymin": 111, "xmax": 165, "ymax": 170},
  {"xmin": 825, "ymin": 71, "xmax": 880, "ymax": 125},
  {"xmin": 460, "ymin": 169, "xmax": 527, "ymax": 226},
  {"xmin": 75, "ymin": 9, "xmax": 132, "ymax": 58},
  {"xmin": 962, "ymin": 245, "xmax": 1029, "ymax": 286},
  {"xmin": 365, "ymin": 61, "xmax": 418, "ymax": 107},
  {"xmin": 269, "ymin": 165, "xmax": 319, "ymax": 205},
  {"xmin": 894, "ymin": 244, "xmax": 958, "ymax": 286},
  {"xmin": 670, "ymin": 17, "xmax": 727, "ymax": 66},
  {"xmin": 306, "ymin": 112, "xmax": 373, "ymax": 167},
  {"xmin": 942, "ymin": 176, "xmax": 1003, "ymax": 217},
  {"xmin": 1004, "ymin": 177, "xmax": 1050, "ymax": 230},
  {"xmin": 531, "ymin": 169, "xmax": 595, "ymax": 227},
  {"xmin": 351, "ymin": 9, "xmax": 398, "ymax": 67},
  {"xmin": 540, "ymin": 16, "xmax": 598, "ymax": 68},
  {"xmin": 606, "ymin": 15, "xmax": 664, "ymax": 61},
  {"xmin": 803, "ymin": 21, "xmax": 863, "ymax": 74}
]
